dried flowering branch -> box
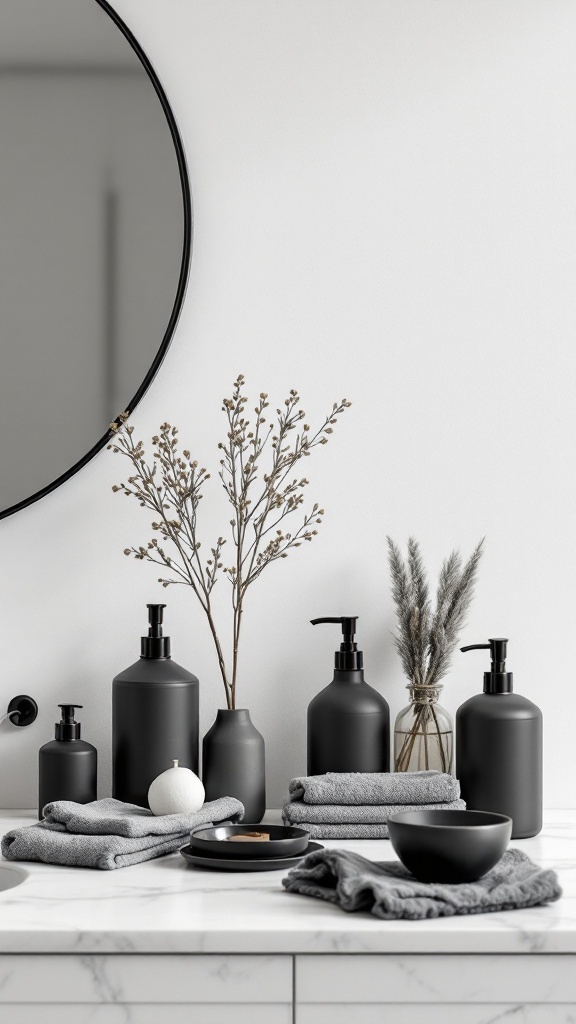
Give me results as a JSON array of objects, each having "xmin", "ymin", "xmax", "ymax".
[{"xmin": 109, "ymin": 376, "xmax": 351, "ymax": 709}]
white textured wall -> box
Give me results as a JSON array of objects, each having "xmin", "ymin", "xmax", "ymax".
[{"xmin": 1, "ymin": 0, "xmax": 575, "ymax": 810}]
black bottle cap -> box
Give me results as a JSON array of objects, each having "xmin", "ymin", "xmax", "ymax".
[
  {"xmin": 310, "ymin": 616, "xmax": 364, "ymax": 670},
  {"xmin": 461, "ymin": 637, "xmax": 513, "ymax": 694},
  {"xmin": 55, "ymin": 704, "xmax": 82, "ymax": 740},
  {"xmin": 141, "ymin": 603, "xmax": 171, "ymax": 659}
]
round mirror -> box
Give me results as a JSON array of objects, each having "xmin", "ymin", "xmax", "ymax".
[{"xmin": 0, "ymin": 0, "xmax": 191, "ymax": 518}]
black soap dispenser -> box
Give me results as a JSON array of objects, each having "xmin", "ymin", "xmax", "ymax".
[
  {"xmin": 307, "ymin": 617, "xmax": 390, "ymax": 774},
  {"xmin": 38, "ymin": 704, "xmax": 97, "ymax": 819},
  {"xmin": 113, "ymin": 604, "xmax": 199, "ymax": 807},
  {"xmin": 456, "ymin": 638, "xmax": 542, "ymax": 838}
]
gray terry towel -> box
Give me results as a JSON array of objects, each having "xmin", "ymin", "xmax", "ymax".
[
  {"xmin": 288, "ymin": 770, "xmax": 460, "ymax": 806},
  {"xmin": 282, "ymin": 799, "xmax": 466, "ymax": 839},
  {"xmin": 1, "ymin": 796, "xmax": 244, "ymax": 870},
  {"xmin": 283, "ymin": 847, "xmax": 562, "ymax": 919},
  {"xmin": 40, "ymin": 797, "xmax": 244, "ymax": 838}
]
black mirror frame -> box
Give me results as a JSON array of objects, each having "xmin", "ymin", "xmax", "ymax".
[{"xmin": 0, "ymin": 0, "xmax": 193, "ymax": 521}]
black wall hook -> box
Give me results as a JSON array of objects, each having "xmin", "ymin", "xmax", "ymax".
[{"xmin": 6, "ymin": 695, "xmax": 38, "ymax": 727}]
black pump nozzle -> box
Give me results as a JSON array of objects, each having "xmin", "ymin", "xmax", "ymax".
[
  {"xmin": 141, "ymin": 604, "xmax": 171, "ymax": 659},
  {"xmin": 147, "ymin": 603, "xmax": 165, "ymax": 638},
  {"xmin": 311, "ymin": 616, "xmax": 363, "ymax": 670},
  {"xmin": 56, "ymin": 703, "xmax": 82, "ymax": 740},
  {"xmin": 58, "ymin": 704, "xmax": 81, "ymax": 722},
  {"xmin": 461, "ymin": 637, "xmax": 512, "ymax": 693}
]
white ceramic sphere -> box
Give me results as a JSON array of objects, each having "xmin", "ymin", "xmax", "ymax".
[{"xmin": 148, "ymin": 759, "xmax": 205, "ymax": 815}]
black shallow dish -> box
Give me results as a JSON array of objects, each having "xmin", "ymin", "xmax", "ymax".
[
  {"xmin": 180, "ymin": 840, "xmax": 323, "ymax": 872},
  {"xmin": 388, "ymin": 809, "xmax": 512, "ymax": 883},
  {"xmin": 190, "ymin": 823, "xmax": 310, "ymax": 859}
]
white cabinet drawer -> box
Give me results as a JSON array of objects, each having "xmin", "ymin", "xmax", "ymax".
[
  {"xmin": 297, "ymin": 1006, "xmax": 576, "ymax": 1024},
  {"xmin": 296, "ymin": 954, "xmax": 576, "ymax": 1003},
  {"xmin": 0, "ymin": 955, "xmax": 292, "ymax": 1004},
  {"xmin": 3, "ymin": 1006, "xmax": 292, "ymax": 1024}
]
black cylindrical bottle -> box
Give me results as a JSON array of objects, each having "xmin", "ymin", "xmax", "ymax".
[
  {"xmin": 38, "ymin": 704, "xmax": 97, "ymax": 819},
  {"xmin": 113, "ymin": 604, "xmax": 199, "ymax": 807},
  {"xmin": 456, "ymin": 638, "xmax": 542, "ymax": 839},
  {"xmin": 307, "ymin": 617, "xmax": 390, "ymax": 774}
]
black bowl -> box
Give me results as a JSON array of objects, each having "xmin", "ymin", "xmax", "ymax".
[
  {"xmin": 190, "ymin": 823, "xmax": 310, "ymax": 859},
  {"xmin": 388, "ymin": 809, "xmax": 512, "ymax": 883}
]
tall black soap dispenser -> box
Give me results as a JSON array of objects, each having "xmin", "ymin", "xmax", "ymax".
[
  {"xmin": 38, "ymin": 704, "xmax": 97, "ymax": 819},
  {"xmin": 307, "ymin": 617, "xmax": 390, "ymax": 774},
  {"xmin": 113, "ymin": 604, "xmax": 199, "ymax": 808},
  {"xmin": 456, "ymin": 638, "xmax": 542, "ymax": 838}
]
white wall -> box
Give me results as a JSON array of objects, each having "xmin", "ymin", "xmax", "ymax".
[{"xmin": 1, "ymin": 0, "xmax": 575, "ymax": 810}]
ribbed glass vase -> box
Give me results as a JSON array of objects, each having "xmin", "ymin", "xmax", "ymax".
[{"xmin": 394, "ymin": 684, "xmax": 453, "ymax": 774}]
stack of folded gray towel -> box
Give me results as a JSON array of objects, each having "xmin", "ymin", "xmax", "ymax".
[
  {"xmin": 282, "ymin": 770, "xmax": 465, "ymax": 839},
  {"xmin": 1, "ymin": 796, "xmax": 244, "ymax": 870}
]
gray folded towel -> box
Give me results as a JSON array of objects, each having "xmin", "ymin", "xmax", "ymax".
[
  {"xmin": 1, "ymin": 796, "xmax": 244, "ymax": 870},
  {"xmin": 282, "ymin": 799, "xmax": 466, "ymax": 839},
  {"xmin": 283, "ymin": 847, "xmax": 562, "ymax": 919},
  {"xmin": 40, "ymin": 797, "xmax": 243, "ymax": 838},
  {"xmin": 288, "ymin": 770, "xmax": 460, "ymax": 805}
]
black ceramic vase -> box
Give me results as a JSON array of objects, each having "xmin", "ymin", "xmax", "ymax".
[{"xmin": 202, "ymin": 709, "xmax": 266, "ymax": 823}]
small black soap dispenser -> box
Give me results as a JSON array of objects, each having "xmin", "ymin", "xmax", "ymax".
[
  {"xmin": 38, "ymin": 704, "xmax": 97, "ymax": 819},
  {"xmin": 113, "ymin": 604, "xmax": 199, "ymax": 807},
  {"xmin": 456, "ymin": 638, "xmax": 542, "ymax": 838},
  {"xmin": 307, "ymin": 617, "xmax": 390, "ymax": 774}
]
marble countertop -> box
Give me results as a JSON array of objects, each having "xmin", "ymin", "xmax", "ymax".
[{"xmin": 0, "ymin": 809, "xmax": 573, "ymax": 955}]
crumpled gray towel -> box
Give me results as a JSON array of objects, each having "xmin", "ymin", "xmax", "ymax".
[
  {"xmin": 1, "ymin": 796, "xmax": 244, "ymax": 870},
  {"xmin": 282, "ymin": 847, "xmax": 562, "ymax": 919},
  {"xmin": 288, "ymin": 771, "xmax": 460, "ymax": 805},
  {"xmin": 282, "ymin": 799, "xmax": 466, "ymax": 839}
]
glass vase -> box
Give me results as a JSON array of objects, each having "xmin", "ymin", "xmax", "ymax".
[{"xmin": 394, "ymin": 684, "xmax": 453, "ymax": 774}]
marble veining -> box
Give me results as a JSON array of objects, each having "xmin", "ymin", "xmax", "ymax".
[
  {"xmin": 297, "ymin": 1008, "xmax": 576, "ymax": 1024},
  {"xmin": 0, "ymin": 954, "xmax": 292, "ymax": 1005},
  {"xmin": 296, "ymin": 953, "xmax": 576, "ymax": 1003},
  {"xmin": 0, "ymin": 809, "xmax": 573, "ymax": 954}
]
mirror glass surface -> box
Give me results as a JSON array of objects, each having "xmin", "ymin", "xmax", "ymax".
[{"xmin": 0, "ymin": 0, "xmax": 188, "ymax": 516}]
